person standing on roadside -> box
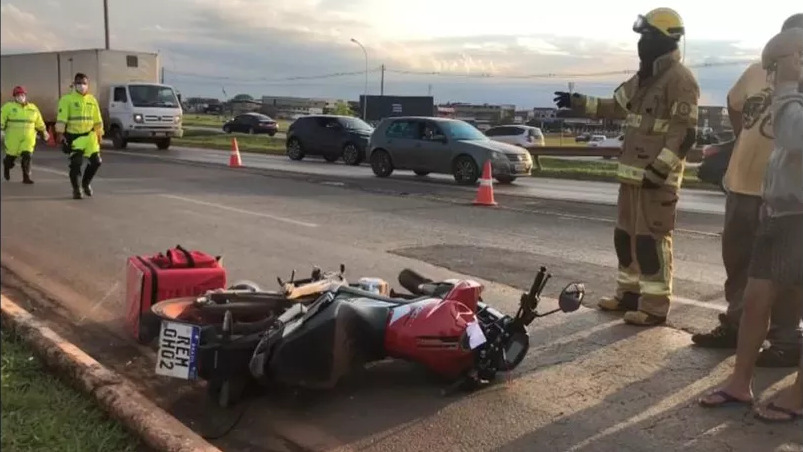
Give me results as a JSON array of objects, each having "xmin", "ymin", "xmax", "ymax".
[
  {"xmin": 1, "ymin": 85, "xmax": 49, "ymax": 184},
  {"xmin": 553, "ymin": 7, "xmax": 700, "ymax": 326},
  {"xmin": 692, "ymin": 14, "xmax": 803, "ymax": 368},
  {"xmin": 54, "ymin": 73, "xmax": 104, "ymax": 199},
  {"xmin": 698, "ymin": 25, "xmax": 803, "ymax": 420}
]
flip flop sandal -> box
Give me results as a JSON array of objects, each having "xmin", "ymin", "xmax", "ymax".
[
  {"xmin": 755, "ymin": 402, "xmax": 803, "ymax": 423},
  {"xmin": 698, "ymin": 389, "xmax": 752, "ymax": 408}
]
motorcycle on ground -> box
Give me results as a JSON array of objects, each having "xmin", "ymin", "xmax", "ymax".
[{"xmin": 151, "ymin": 264, "xmax": 584, "ymax": 407}]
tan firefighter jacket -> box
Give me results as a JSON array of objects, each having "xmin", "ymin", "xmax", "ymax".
[{"xmin": 570, "ymin": 50, "xmax": 700, "ymax": 190}]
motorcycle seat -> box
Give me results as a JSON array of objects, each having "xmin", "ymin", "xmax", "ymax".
[{"xmin": 336, "ymin": 285, "xmax": 429, "ymax": 305}]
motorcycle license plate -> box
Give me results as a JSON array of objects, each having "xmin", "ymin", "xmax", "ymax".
[{"xmin": 154, "ymin": 320, "xmax": 200, "ymax": 380}]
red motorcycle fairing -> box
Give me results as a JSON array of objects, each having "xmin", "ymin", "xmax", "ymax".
[{"xmin": 384, "ymin": 280, "xmax": 484, "ymax": 379}]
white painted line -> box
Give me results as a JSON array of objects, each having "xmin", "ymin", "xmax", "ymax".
[
  {"xmin": 33, "ymin": 166, "xmax": 68, "ymax": 177},
  {"xmin": 159, "ymin": 194, "xmax": 318, "ymax": 228},
  {"xmin": 672, "ymin": 295, "xmax": 726, "ymax": 312}
]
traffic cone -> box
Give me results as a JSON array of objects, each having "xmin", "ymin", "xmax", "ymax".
[
  {"xmin": 229, "ymin": 137, "xmax": 242, "ymax": 168},
  {"xmin": 473, "ymin": 160, "xmax": 497, "ymax": 206}
]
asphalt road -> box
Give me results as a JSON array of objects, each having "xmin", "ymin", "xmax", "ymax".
[
  {"xmin": 118, "ymin": 143, "xmax": 725, "ymax": 215},
  {"xmin": 0, "ymin": 148, "xmax": 797, "ymax": 452}
]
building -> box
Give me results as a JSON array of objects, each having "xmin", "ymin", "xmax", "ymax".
[
  {"xmin": 438, "ymin": 102, "xmax": 516, "ymax": 124},
  {"xmin": 532, "ymin": 107, "xmax": 558, "ymax": 120},
  {"xmin": 260, "ymin": 96, "xmax": 328, "ymax": 118}
]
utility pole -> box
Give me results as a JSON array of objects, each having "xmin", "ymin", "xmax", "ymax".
[
  {"xmin": 103, "ymin": 0, "xmax": 110, "ymax": 49},
  {"xmin": 427, "ymin": 84, "xmax": 432, "ymax": 96},
  {"xmin": 380, "ymin": 64, "xmax": 385, "ymax": 96},
  {"xmin": 160, "ymin": 66, "xmax": 165, "ymax": 83}
]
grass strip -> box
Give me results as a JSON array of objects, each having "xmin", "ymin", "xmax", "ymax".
[{"xmin": 0, "ymin": 328, "xmax": 143, "ymax": 452}]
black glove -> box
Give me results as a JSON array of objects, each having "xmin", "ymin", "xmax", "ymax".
[
  {"xmin": 553, "ymin": 91, "xmax": 572, "ymax": 109},
  {"xmin": 642, "ymin": 164, "xmax": 667, "ymax": 189}
]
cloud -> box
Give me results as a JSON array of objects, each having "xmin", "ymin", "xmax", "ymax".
[
  {"xmin": 0, "ymin": 0, "xmax": 762, "ymax": 108},
  {"xmin": 0, "ymin": 3, "xmax": 63, "ymax": 52}
]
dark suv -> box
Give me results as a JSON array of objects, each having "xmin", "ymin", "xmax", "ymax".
[{"xmin": 285, "ymin": 115, "xmax": 374, "ymax": 165}]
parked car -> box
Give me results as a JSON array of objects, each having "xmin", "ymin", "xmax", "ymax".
[
  {"xmin": 484, "ymin": 125, "xmax": 545, "ymax": 149},
  {"xmin": 285, "ymin": 115, "xmax": 374, "ymax": 165},
  {"xmin": 587, "ymin": 134, "xmax": 623, "ymax": 159},
  {"xmin": 697, "ymin": 138, "xmax": 735, "ymax": 193},
  {"xmin": 222, "ymin": 113, "xmax": 278, "ymax": 136},
  {"xmin": 367, "ymin": 116, "xmax": 534, "ymax": 185},
  {"xmin": 575, "ymin": 132, "xmax": 592, "ymax": 142}
]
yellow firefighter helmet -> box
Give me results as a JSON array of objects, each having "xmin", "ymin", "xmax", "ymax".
[{"xmin": 633, "ymin": 8, "xmax": 685, "ymax": 40}]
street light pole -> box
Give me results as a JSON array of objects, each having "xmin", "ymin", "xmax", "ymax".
[
  {"xmin": 350, "ymin": 38, "xmax": 368, "ymax": 121},
  {"xmin": 103, "ymin": 0, "xmax": 110, "ymax": 49}
]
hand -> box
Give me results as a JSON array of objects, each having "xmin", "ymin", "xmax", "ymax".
[
  {"xmin": 642, "ymin": 164, "xmax": 667, "ymax": 189},
  {"xmin": 775, "ymin": 53, "xmax": 802, "ymax": 84},
  {"xmin": 553, "ymin": 91, "xmax": 575, "ymax": 109},
  {"xmin": 42, "ymin": 130, "xmax": 50, "ymax": 143}
]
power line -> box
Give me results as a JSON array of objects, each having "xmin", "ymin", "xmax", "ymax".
[
  {"xmin": 384, "ymin": 60, "xmax": 754, "ymax": 79},
  {"xmin": 163, "ymin": 58, "xmax": 753, "ymax": 86},
  {"xmin": 163, "ymin": 67, "xmax": 382, "ymax": 83}
]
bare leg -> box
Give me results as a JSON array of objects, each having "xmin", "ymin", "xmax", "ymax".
[
  {"xmin": 755, "ymin": 287, "xmax": 803, "ymax": 421},
  {"xmin": 699, "ymin": 278, "xmax": 778, "ymax": 405}
]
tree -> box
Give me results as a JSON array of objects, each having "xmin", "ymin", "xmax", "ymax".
[
  {"xmin": 331, "ymin": 100, "xmax": 355, "ymax": 116},
  {"xmin": 232, "ymin": 94, "xmax": 254, "ymax": 102}
]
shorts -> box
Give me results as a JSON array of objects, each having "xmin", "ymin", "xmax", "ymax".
[{"xmin": 747, "ymin": 213, "xmax": 803, "ymax": 287}]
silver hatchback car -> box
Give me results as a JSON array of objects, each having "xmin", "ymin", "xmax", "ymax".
[{"xmin": 367, "ymin": 117, "xmax": 534, "ymax": 185}]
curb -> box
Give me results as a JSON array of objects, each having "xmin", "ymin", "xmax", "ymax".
[{"xmin": 0, "ymin": 293, "xmax": 222, "ymax": 452}]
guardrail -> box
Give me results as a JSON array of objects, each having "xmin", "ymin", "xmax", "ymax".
[{"xmin": 528, "ymin": 146, "xmax": 704, "ymax": 163}]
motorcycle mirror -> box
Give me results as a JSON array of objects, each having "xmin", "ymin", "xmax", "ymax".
[
  {"xmin": 558, "ymin": 283, "xmax": 585, "ymax": 313},
  {"xmin": 340, "ymin": 263, "xmax": 346, "ymax": 275}
]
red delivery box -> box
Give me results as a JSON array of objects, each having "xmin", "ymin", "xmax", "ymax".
[{"xmin": 125, "ymin": 245, "xmax": 227, "ymax": 343}]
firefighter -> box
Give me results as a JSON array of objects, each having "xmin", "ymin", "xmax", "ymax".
[
  {"xmin": 553, "ymin": 7, "xmax": 700, "ymax": 326},
  {"xmin": 1, "ymin": 86, "xmax": 49, "ymax": 184},
  {"xmin": 54, "ymin": 72, "xmax": 103, "ymax": 199}
]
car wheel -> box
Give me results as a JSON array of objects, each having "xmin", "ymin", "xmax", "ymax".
[
  {"xmin": 342, "ymin": 143, "xmax": 362, "ymax": 166},
  {"xmin": 495, "ymin": 175, "xmax": 516, "ymax": 184},
  {"xmin": 268, "ymin": 131, "xmax": 276, "ymax": 137},
  {"xmin": 414, "ymin": 170, "xmax": 430, "ymax": 176},
  {"xmin": 223, "ymin": 125, "xmax": 231, "ymax": 133},
  {"xmin": 323, "ymin": 153, "xmax": 339, "ymax": 163},
  {"xmin": 111, "ymin": 127, "xmax": 127, "ymax": 149},
  {"xmin": 370, "ymin": 150, "xmax": 394, "ymax": 177},
  {"xmin": 286, "ymin": 138, "xmax": 305, "ymax": 161},
  {"xmin": 453, "ymin": 155, "xmax": 480, "ymax": 185}
]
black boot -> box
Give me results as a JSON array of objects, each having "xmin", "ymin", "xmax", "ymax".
[
  {"xmin": 81, "ymin": 155, "xmax": 101, "ymax": 197},
  {"xmin": 69, "ymin": 153, "xmax": 83, "ymax": 199},
  {"xmin": 3, "ymin": 155, "xmax": 15, "ymax": 181},
  {"xmin": 20, "ymin": 152, "xmax": 33, "ymax": 184}
]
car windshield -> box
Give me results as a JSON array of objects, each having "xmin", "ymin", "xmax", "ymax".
[
  {"xmin": 441, "ymin": 121, "xmax": 488, "ymax": 141},
  {"xmin": 338, "ymin": 117, "xmax": 373, "ymax": 132},
  {"xmin": 128, "ymin": 84, "xmax": 180, "ymax": 108}
]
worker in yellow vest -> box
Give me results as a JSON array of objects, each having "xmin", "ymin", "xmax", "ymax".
[
  {"xmin": 553, "ymin": 8, "xmax": 700, "ymax": 326},
  {"xmin": 1, "ymin": 86, "xmax": 48, "ymax": 184},
  {"xmin": 54, "ymin": 72, "xmax": 103, "ymax": 199}
]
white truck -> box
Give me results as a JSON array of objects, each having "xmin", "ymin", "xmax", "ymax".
[{"xmin": 0, "ymin": 48, "xmax": 183, "ymax": 150}]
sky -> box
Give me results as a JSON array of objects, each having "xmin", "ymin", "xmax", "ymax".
[{"xmin": 1, "ymin": 0, "xmax": 800, "ymax": 109}]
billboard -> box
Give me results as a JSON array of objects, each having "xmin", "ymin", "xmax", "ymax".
[{"xmin": 358, "ymin": 95, "xmax": 435, "ymax": 122}]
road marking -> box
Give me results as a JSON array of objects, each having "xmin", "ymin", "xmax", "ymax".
[
  {"xmin": 159, "ymin": 194, "xmax": 318, "ymax": 228},
  {"xmin": 672, "ymin": 295, "xmax": 725, "ymax": 312},
  {"xmin": 33, "ymin": 166, "xmax": 68, "ymax": 176}
]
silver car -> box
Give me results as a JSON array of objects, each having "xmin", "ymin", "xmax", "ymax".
[{"xmin": 367, "ymin": 117, "xmax": 534, "ymax": 185}]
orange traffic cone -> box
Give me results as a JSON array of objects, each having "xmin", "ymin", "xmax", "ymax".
[
  {"xmin": 46, "ymin": 126, "xmax": 56, "ymax": 147},
  {"xmin": 473, "ymin": 160, "xmax": 497, "ymax": 206},
  {"xmin": 229, "ymin": 137, "xmax": 242, "ymax": 167}
]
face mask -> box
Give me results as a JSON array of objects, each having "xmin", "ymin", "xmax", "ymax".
[
  {"xmin": 14, "ymin": 95, "xmax": 26, "ymax": 103},
  {"xmin": 75, "ymin": 83, "xmax": 88, "ymax": 94}
]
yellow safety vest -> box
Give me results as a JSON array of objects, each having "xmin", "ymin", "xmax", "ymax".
[{"xmin": 0, "ymin": 101, "xmax": 45, "ymax": 155}]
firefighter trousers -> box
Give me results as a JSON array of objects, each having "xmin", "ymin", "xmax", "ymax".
[{"xmin": 613, "ymin": 183, "xmax": 678, "ymax": 318}]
